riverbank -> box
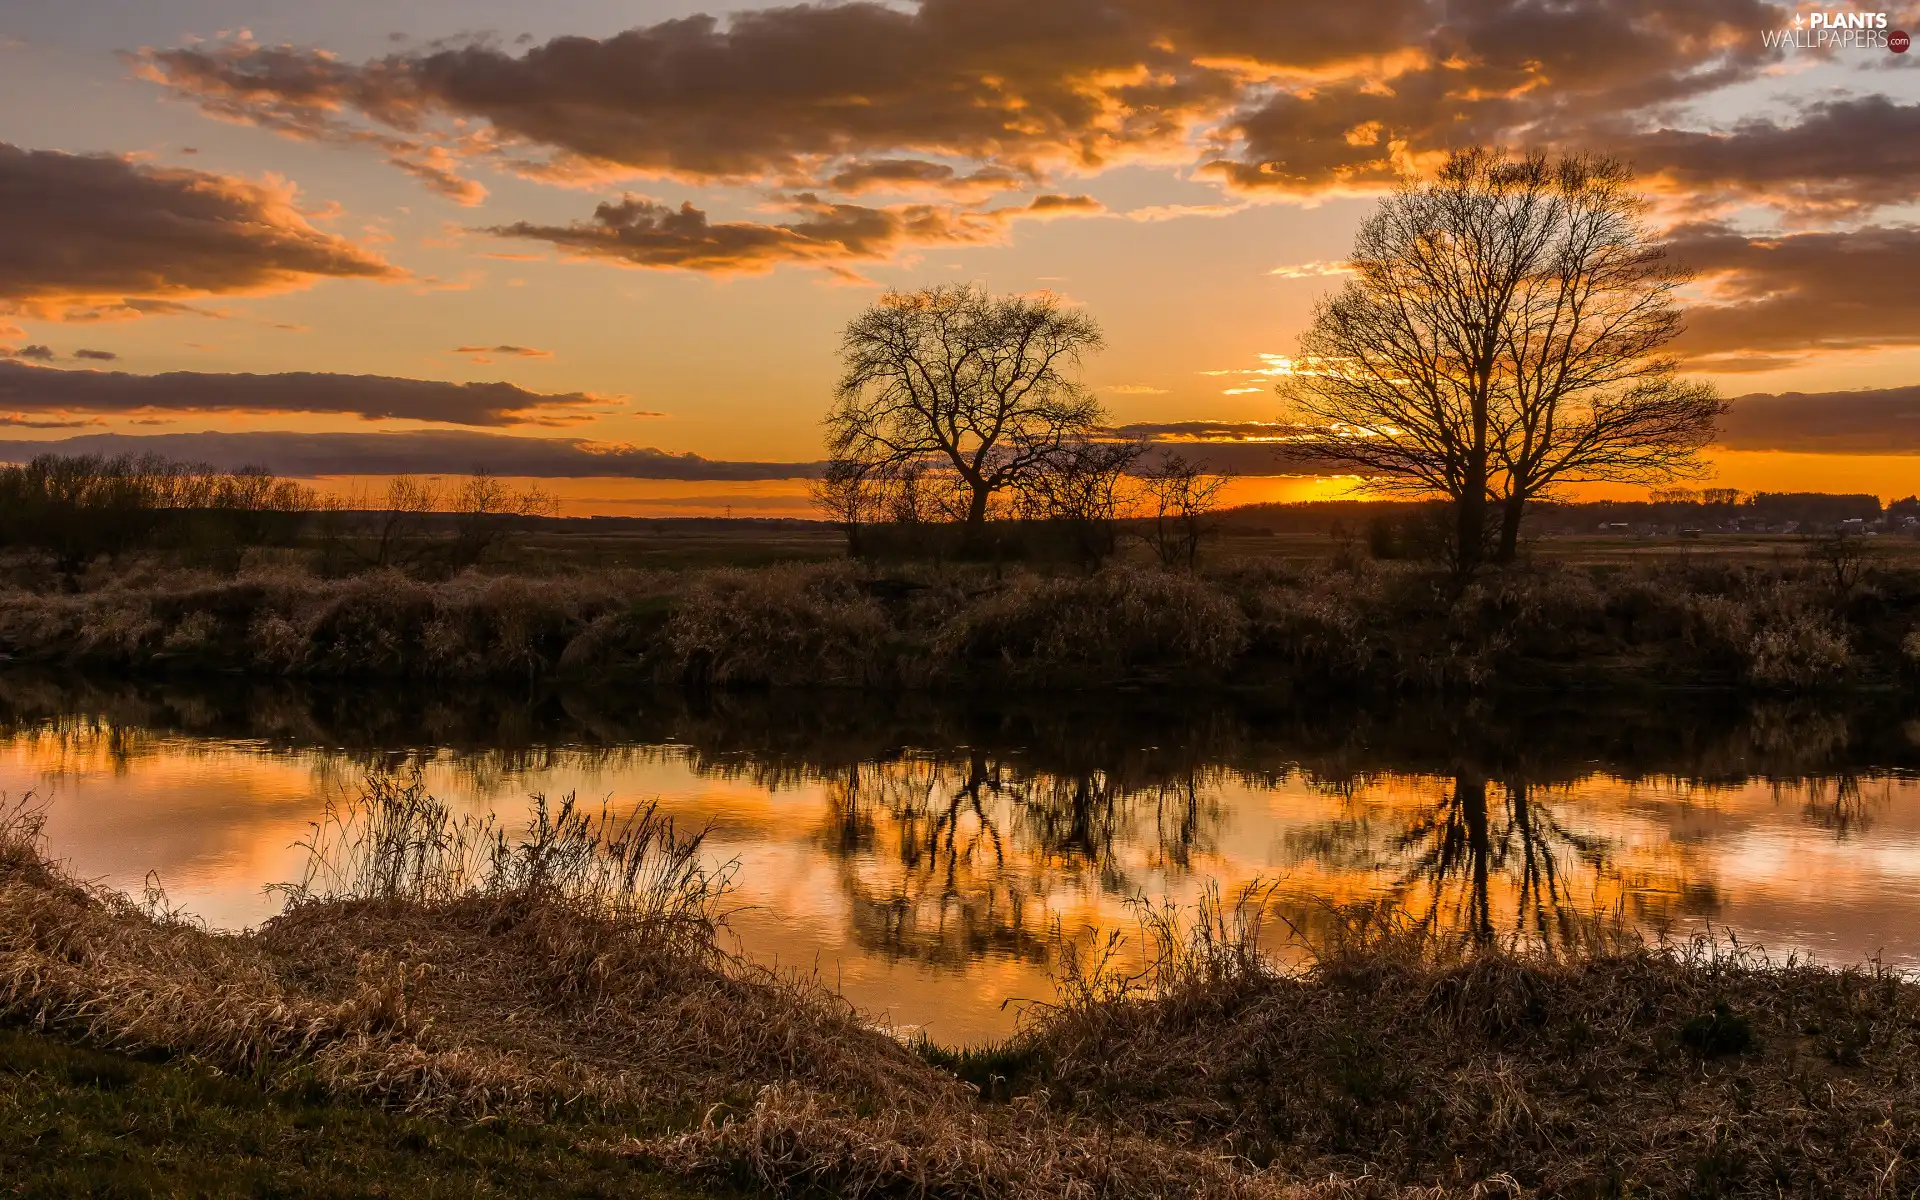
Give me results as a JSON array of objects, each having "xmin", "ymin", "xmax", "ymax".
[
  {"xmin": 2, "ymin": 554, "xmax": 1918, "ymax": 693},
  {"xmin": 5, "ymin": 787, "xmax": 1918, "ymax": 1198},
  {"xmin": 0, "ymin": 1026, "xmax": 714, "ymax": 1199}
]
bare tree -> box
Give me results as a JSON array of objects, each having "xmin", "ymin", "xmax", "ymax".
[
  {"xmin": 825, "ymin": 284, "xmax": 1106, "ymax": 540},
  {"xmin": 1139, "ymin": 452, "xmax": 1230, "ymax": 570},
  {"xmin": 1486, "ymin": 155, "xmax": 1723, "ymax": 561},
  {"xmin": 1015, "ymin": 438, "xmax": 1142, "ymax": 569},
  {"xmin": 369, "ymin": 475, "xmax": 440, "ymax": 568},
  {"xmin": 448, "ymin": 469, "xmax": 558, "ymax": 568},
  {"xmin": 811, "ymin": 458, "xmax": 880, "ymax": 555},
  {"xmin": 1279, "ymin": 149, "xmax": 1721, "ymax": 573}
]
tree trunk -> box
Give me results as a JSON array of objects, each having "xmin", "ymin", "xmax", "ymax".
[
  {"xmin": 1494, "ymin": 492, "xmax": 1527, "ymax": 564},
  {"xmin": 964, "ymin": 484, "xmax": 990, "ymax": 530},
  {"xmin": 1454, "ymin": 481, "xmax": 1487, "ymax": 577},
  {"xmin": 960, "ymin": 482, "xmax": 992, "ymax": 556},
  {"xmin": 1458, "ymin": 773, "xmax": 1494, "ymax": 945}
]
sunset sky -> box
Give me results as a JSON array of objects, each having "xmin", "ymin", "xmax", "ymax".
[{"xmin": 2, "ymin": 0, "xmax": 1918, "ymax": 514}]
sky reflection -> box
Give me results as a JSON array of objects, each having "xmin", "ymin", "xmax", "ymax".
[{"xmin": 7, "ymin": 692, "xmax": 1918, "ymax": 1044}]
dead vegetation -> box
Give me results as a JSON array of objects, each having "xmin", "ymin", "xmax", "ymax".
[
  {"xmin": 4, "ymin": 787, "xmax": 1919, "ymax": 1198},
  {"xmin": 1001, "ymin": 891, "xmax": 1920, "ymax": 1197},
  {"xmin": 1, "ymin": 553, "xmax": 1918, "ymax": 693},
  {"xmin": 0, "ymin": 787, "xmax": 1299, "ymax": 1199}
]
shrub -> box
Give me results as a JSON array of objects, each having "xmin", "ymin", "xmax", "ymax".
[
  {"xmin": 937, "ymin": 566, "xmax": 1248, "ymax": 681},
  {"xmin": 663, "ymin": 565, "xmax": 893, "ymax": 686},
  {"xmin": 1746, "ymin": 610, "xmax": 1850, "ymax": 688},
  {"xmin": 1238, "ymin": 569, "xmax": 1379, "ymax": 679}
]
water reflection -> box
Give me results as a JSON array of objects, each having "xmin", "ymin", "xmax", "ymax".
[
  {"xmin": 817, "ymin": 757, "xmax": 1223, "ymax": 966},
  {"xmin": 3, "ymin": 672, "xmax": 1918, "ymax": 1041}
]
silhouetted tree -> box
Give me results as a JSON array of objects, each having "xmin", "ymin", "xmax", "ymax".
[
  {"xmin": 447, "ymin": 469, "xmax": 557, "ymax": 569},
  {"xmin": 1139, "ymin": 452, "xmax": 1230, "ymax": 570},
  {"xmin": 825, "ymin": 284, "xmax": 1106, "ymax": 540},
  {"xmin": 1280, "ymin": 149, "xmax": 1722, "ymax": 573},
  {"xmin": 1015, "ymin": 438, "xmax": 1141, "ymax": 569}
]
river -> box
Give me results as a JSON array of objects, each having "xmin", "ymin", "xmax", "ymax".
[{"xmin": 5, "ymin": 674, "xmax": 1918, "ymax": 1043}]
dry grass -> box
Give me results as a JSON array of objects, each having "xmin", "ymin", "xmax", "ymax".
[
  {"xmin": 0, "ymin": 554, "xmax": 1916, "ymax": 692},
  {"xmin": 999, "ymin": 892, "xmax": 1920, "ymax": 1197},
  {"xmin": 5, "ymin": 785, "xmax": 1920, "ymax": 1197},
  {"xmin": 0, "ymin": 786, "xmax": 1306, "ymax": 1199},
  {"xmin": 0, "ymin": 782, "xmax": 932, "ymax": 1122}
]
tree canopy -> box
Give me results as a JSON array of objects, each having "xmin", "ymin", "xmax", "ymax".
[{"xmin": 1280, "ymin": 149, "xmax": 1723, "ymax": 571}]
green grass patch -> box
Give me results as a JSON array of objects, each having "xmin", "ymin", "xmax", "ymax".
[
  {"xmin": 0, "ymin": 1027, "xmax": 722, "ymax": 1200},
  {"xmin": 912, "ymin": 1034, "xmax": 1050, "ymax": 1102}
]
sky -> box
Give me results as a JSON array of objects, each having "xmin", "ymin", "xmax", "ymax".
[{"xmin": 1, "ymin": 0, "xmax": 1918, "ymax": 514}]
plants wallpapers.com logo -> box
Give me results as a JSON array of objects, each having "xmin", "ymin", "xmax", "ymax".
[{"xmin": 1762, "ymin": 8, "xmax": 1911, "ymax": 49}]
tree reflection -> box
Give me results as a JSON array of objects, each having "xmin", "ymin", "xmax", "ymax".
[
  {"xmin": 1285, "ymin": 772, "xmax": 1715, "ymax": 952},
  {"xmin": 819, "ymin": 756, "xmax": 1221, "ymax": 966},
  {"xmin": 1792, "ymin": 773, "xmax": 1883, "ymax": 838},
  {"xmin": 5, "ymin": 670, "xmax": 1915, "ymax": 969},
  {"xmin": 1387, "ymin": 775, "xmax": 1614, "ymax": 945}
]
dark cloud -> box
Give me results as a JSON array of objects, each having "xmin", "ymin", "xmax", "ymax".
[
  {"xmin": 824, "ymin": 159, "xmax": 1028, "ymax": 196},
  {"xmin": 0, "ymin": 361, "xmax": 609, "ymax": 426},
  {"xmin": 1118, "ymin": 384, "xmax": 1920, "ymax": 466},
  {"xmin": 0, "ymin": 413, "xmax": 106, "ymax": 429},
  {"xmin": 124, "ymin": 2, "xmax": 1427, "ymax": 194},
  {"xmin": 1023, "ymin": 193, "xmax": 1104, "ymax": 216},
  {"xmin": 491, "ymin": 193, "xmax": 1008, "ymax": 274},
  {"xmin": 1132, "ymin": 439, "xmax": 1328, "ymax": 476},
  {"xmin": 1209, "ymin": 0, "xmax": 1780, "ymax": 196},
  {"xmin": 1718, "ymin": 386, "xmax": 1920, "ymax": 454},
  {"xmin": 8, "ymin": 344, "xmax": 54, "ymax": 360},
  {"xmin": 1668, "ymin": 223, "xmax": 1920, "ymax": 369},
  {"xmin": 73, "ymin": 349, "xmax": 118, "ymax": 361},
  {"xmin": 138, "ymin": 2, "xmax": 1920, "ymax": 222},
  {"xmin": 1626, "ymin": 96, "xmax": 1920, "ymax": 219},
  {"xmin": 452, "ymin": 344, "xmax": 552, "ymax": 358},
  {"xmin": 0, "ymin": 429, "xmax": 823, "ymax": 480},
  {"xmin": 0, "ymin": 142, "xmax": 399, "ymax": 321}
]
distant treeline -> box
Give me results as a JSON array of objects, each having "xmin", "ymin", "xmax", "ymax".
[
  {"xmin": 0, "ymin": 453, "xmax": 313, "ymax": 571},
  {"xmin": 1222, "ymin": 492, "xmax": 1918, "ymax": 538},
  {"xmin": 0, "ymin": 452, "xmax": 554, "ymax": 575}
]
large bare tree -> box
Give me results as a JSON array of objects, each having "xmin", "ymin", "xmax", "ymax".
[
  {"xmin": 1279, "ymin": 149, "xmax": 1722, "ymax": 571},
  {"xmin": 825, "ymin": 284, "xmax": 1105, "ymax": 535},
  {"xmin": 1486, "ymin": 157, "xmax": 1722, "ymax": 561}
]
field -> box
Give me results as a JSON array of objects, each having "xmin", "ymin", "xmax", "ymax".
[{"xmin": 474, "ymin": 512, "xmax": 1920, "ymax": 574}]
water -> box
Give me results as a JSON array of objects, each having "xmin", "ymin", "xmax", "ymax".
[{"xmin": 5, "ymin": 674, "xmax": 1919, "ymax": 1044}]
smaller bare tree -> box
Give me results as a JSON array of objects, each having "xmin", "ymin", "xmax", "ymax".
[
  {"xmin": 811, "ymin": 459, "xmax": 881, "ymax": 555},
  {"xmin": 448, "ymin": 469, "xmax": 558, "ymax": 568},
  {"xmin": 369, "ymin": 475, "xmax": 441, "ymax": 568},
  {"xmin": 1016, "ymin": 439, "xmax": 1142, "ymax": 569},
  {"xmin": 1139, "ymin": 452, "xmax": 1230, "ymax": 570}
]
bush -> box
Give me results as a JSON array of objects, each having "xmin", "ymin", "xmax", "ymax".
[
  {"xmin": 0, "ymin": 554, "xmax": 1915, "ymax": 694},
  {"xmin": 937, "ymin": 566, "xmax": 1248, "ymax": 681},
  {"xmin": 664, "ymin": 565, "xmax": 893, "ymax": 686}
]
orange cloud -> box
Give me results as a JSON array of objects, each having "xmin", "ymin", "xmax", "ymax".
[
  {"xmin": 133, "ymin": 1, "xmax": 1912, "ymax": 232},
  {"xmin": 452, "ymin": 344, "xmax": 553, "ymax": 358},
  {"xmin": 0, "ymin": 142, "xmax": 400, "ymax": 323},
  {"xmin": 1669, "ymin": 223, "xmax": 1920, "ymax": 370}
]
